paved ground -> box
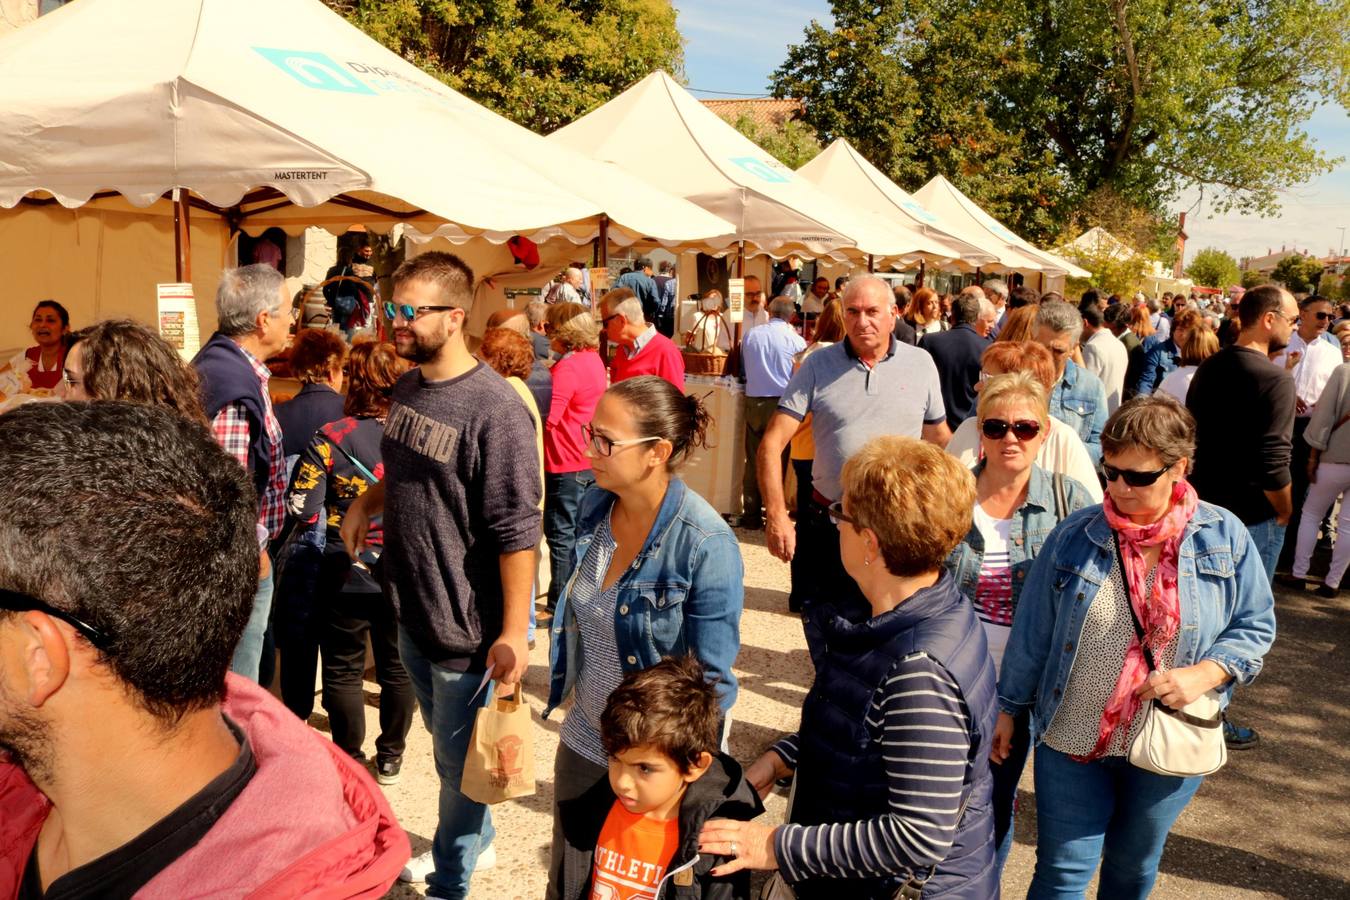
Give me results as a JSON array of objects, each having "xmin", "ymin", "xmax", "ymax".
[{"xmin": 321, "ymin": 528, "xmax": 1350, "ymax": 899}]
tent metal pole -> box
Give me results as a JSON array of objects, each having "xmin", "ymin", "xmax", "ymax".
[
  {"xmin": 1039, "ymin": 271, "xmax": 1046, "ymax": 291},
  {"xmin": 868, "ymin": 254, "xmax": 875, "ymax": 273},
  {"xmin": 173, "ymin": 188, "xmax": 192, "ymax": 282},
  {"xmin": 737, "ymin": 241, "xmax": 745, "ymax": 277},
  {"xmin": 916, "ymin": 259, "xmax": 926, "ymax": 288},
  {"xmin": 597, "ymin": 215, "xmax": 609, "ymax": 268}
]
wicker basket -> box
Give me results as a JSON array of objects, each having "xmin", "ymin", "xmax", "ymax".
[{"xmin": 682, "ymin": 310, "xmax": 730, "ymax": 375}]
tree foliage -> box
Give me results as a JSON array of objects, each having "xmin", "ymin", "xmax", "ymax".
[
  {"xmin": 325, "ymin": 0, "xmax": 683, "ymax": 133},
  {"xmin": 1272, "ymin": 254, "xmax": 1327, "ymax": 294},
  {"xmin": 1186, "ymin": 247, "xmax": 1241, "ymax": 289},
  {"xmin": 1063, "ymin": 245, "xmax": 1153, "ymax": 298},
  {"xmin": 773, "ymin": 0, "xmax": 1348, "ymax": 244},
  {"xmin": 1241, "ymin": 269, "xmax": 1266, "ymax": 289},
  {"xmin": 726, "ymin": 113, "xmax": 823, "ymax": 170}
]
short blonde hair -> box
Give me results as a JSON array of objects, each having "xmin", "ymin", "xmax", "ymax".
[
  {"xmin": 976, "ymin": 371, "xmax": 1049, "ymax": 426},
  {"xmin": 548, "ymin": 302, "xmax": 600, "ymax": 351},
  {"xmin": 841, "ymin": 436, "xmax": 975, "ymax": 576}
]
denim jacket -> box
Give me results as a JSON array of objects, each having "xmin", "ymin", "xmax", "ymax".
[
  {"xmin": 545, "ymin": 478, "xmax": 744, "ymax": 717},
  {"xmin": 1049, "ymin": 358, "xmax": 1108, "ymax": 464},
  {"xmin": 997, "ymin": 500, "xmax": 1277, "ymax": 742},
  {"xmin": 944, "ymin": 463, "xmax": 1094, "ymax": 618},
  {"xmin": 1135, "ymin": 335, "xmax": 1179, "ymax": 396}
]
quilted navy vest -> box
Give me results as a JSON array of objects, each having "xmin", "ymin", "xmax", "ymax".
[{"xmin": 790, "ymin": 571, "xmax": 999, "ymax": 899}]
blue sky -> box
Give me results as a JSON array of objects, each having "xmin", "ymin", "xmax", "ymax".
[{"xmin": 675, "ymin": 0, "xmax": 1350, "ymax": 265}]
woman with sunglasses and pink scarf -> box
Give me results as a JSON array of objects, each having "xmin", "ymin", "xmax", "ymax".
[
  {"xmin": 945, "ymin": 371, "xmax": 1095, "ymax": 874},
  {"xmin": 996, "ymin": 394, "xmax": 1276, "ymax": 899}
]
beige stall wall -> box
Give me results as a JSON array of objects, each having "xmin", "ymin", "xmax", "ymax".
[{"xmin": 0, "ymin": 203, "xmax": 227, "ymax": 351}]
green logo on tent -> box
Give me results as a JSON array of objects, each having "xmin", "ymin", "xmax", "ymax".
[
  {"xmin": 253, "ymin": 48, "xmax": 376, "ymax": 96},
  {"xmin": 730, "ymin": 157, "xmax": 791, "ymax": 184}
]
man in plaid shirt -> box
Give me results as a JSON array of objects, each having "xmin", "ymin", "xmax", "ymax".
[{"xmin": 194, "ymin": 264, "xmax": 295, "ymax": 683}]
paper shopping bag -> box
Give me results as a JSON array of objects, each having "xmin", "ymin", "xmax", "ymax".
[{"xmin": 460, "ymin": 688, "xmax": 536, "ymax": 804}]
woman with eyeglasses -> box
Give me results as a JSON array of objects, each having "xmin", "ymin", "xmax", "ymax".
[
  {"xmin": 542, "ymin": 375, "xmax": 743, "ymax": 900},
  {"xmin": 698, "ymin": 436, "xmax": 997, "ymax": 898},
  {"xmin": 996, "ymin": 394, "xmax": 1276, "ymax": 898},
  {"xmin": 945, "ymin": 371, "xmax": 1093, "ymax": 873}
]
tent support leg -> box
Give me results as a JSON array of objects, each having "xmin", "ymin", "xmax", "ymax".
[
  {"xmin": 916, "ymin": 260, "xmax": 926, "ymax": 289},
  {"xmin": 596, "ymin": 215, "xmax": 609, "ymax": 269},
  {"xmin": 737, "ymin": 241, "xmax": 745, "ymax": 277},
  {"xmin": 868, "ymin": 254, "xmax": 875, "ymax": 274},
  {"xmin": 173, "ymin": 188, "xmax": 192, "ymax": 283}
]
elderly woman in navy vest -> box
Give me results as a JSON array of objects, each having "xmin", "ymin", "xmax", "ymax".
[
  {"xmin": 996, "ymin": 395, "xmax": 1276, "ymax": 898},
  {"xmin": 701, "ymin": 436, "xmax": 998, "ymax": 898}
]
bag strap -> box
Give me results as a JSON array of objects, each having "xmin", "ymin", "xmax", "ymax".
[
  {"xmin": 1053, "ymin": 472, "xmax": 1069, "ymax": 522},
  {"xmin": 330, "ymin": 437, "xmax": 379, "ymax": 485},
  {"xmin": 893, "ymin": 786, "xmax": 975, "ymax": 899},
  {"xmin": 1113, "ymin": 533, "xmax": 1158, "ymax": 672}
]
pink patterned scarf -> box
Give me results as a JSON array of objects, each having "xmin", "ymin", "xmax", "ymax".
[{"xmin": 1078, "ymin": 479, "xmax": 1198, "ymax": 761}]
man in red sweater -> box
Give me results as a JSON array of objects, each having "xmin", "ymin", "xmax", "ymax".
[{"xmin": 602, "ymin": 287, "xmax": 686, "ymax": 391}]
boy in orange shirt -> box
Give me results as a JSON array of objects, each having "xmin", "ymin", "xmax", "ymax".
[{"xmin": 558, "ymin": 657, "xmax": 763, "ymax": 900}]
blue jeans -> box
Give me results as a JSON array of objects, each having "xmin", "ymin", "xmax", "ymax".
[
  {"xmin": 230, "ymin": 570, "xmax": 274, "ymax": 683},
  {"xmin": 992, "ymin": 709, "xmax": 1032, "ymax": 871},
  {"xmin": 399, "ymin": 629, "xmax": 495, "ymax": 900},
  {"xmin": 1029, "ymin": 744, "xmax": 1202, "ymax": 899},
  {"xmin": 543, "ymin": 470, "xmax": 595, "ymax": 610},
  {"xmin": 1245, "ymin": 517, "xmax": 1285, "ymax": 582}
]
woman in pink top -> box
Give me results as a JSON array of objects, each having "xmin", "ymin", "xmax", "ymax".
[{"xmin": 543, "ymin": 303, "xmax": 608, "ymax": 616}]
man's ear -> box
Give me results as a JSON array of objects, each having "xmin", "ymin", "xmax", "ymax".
[
  {"xmin": 11, "ymin": 612, "xmax": 72, "ymax": 707},
  {"xmin": 683, "ymin": 751, "xmax": 714, "ymax": 784}
]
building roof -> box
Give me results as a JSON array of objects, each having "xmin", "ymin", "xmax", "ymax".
[
  {"xmin": 701, "ymin": 97, "xmax": 804, "ymax": 130},
  {"xmin": 1241, "ymin": 248, "xmax": 1309, "ymax": 272}
]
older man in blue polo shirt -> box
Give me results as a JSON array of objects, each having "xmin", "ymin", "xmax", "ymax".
[
  {"xmin": 755, "ymin": 276, "xmax": 949, "ymax": 665},
  {"xmin": 739, "ymin": 296, "xmax": 806, "ymax": 529}
]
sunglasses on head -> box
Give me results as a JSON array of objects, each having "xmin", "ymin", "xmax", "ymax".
[
  {"xmin": 981, "ymin": 418, "xmax": 1042, "ymax": 441},
  {"xmin": 0, "ymin": 588, "xmax": 111, "ymax": 650},
  {"xmin": 1102, "ymin": 462, "xmax": 1171, "ymax": 487},
  {"xmin": 383, "ymin": 301, "xmax": 456, "ymax": 322}
]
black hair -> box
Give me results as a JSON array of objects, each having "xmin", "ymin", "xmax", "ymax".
[
  {"xmin": 0, "ymin": 402, "xmax": 258, "ymax": 725},
  {"xmin": 32, "ymin": 299, "xmax": 70, "ymax": 328},
  {"xmin": 1080, "ymin": 288, "xmax": 1101, "ymax": 308},
  {"xmin": 1299, "ymin": 294, "xmax": 1331, "ymax": 310},
  {"xmin": 951, "ymin": 292, "xmax": 982, "ymax": 326},
  {"xmin": 1238, "ymin": 285, "xmax": 1288, "ymax": 330},
  {"xmin": 1079, "ymin": 302, "xmax": 1105, "ymax": 328},
  {"xmin": 1008, "ymin": 286, "xmax": 1040, "ymax": 308},
  {"xmin": 601, "ymin": 655, "xmax": 721, "ymax": 774},
  {"xmin": 606, "ymin": 376, "xmax": 712, "ymax": 470}
]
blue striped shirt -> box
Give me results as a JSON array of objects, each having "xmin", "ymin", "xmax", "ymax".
[{"xmin": 771, "ymin": 653, "xmax": 974, "ymax": 882}]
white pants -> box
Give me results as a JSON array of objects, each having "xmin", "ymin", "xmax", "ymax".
[{"xmin": 1293, "ymin": 461, "xmax": 1350, "ymax": 587}]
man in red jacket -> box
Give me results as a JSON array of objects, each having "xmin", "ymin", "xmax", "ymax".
[
  {"xmin": 602, "ymin": 287, "xmax": 686, "ymax": 391},
  {"xmin": 0, "ymin": 401, "xmax": 409, "ymax": 900}
]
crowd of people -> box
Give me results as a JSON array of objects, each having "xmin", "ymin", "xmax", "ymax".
[{"xmin": 5, "ymin": 255, "xmax": 1323, "ymax": 899}]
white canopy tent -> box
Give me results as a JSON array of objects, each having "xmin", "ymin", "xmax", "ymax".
[
  {"xmin": 0, "ymin": 0, "xmax": 733, "ymax": 348},
  {"xmin": 796, "ymin": 140, "xmax": 996, "ymax": 267},
  {"xmin": 549, "ymin": 71, "xmax": 972, "ymax": 264},
  {"xmin": 913, "ymin": 175, "xmax": 1092, "ymax": 282}
]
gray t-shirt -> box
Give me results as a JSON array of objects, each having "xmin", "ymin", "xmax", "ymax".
[
  {"xmin": 381, "ymin": 363, "xmax": 542, "ymax": 670},
  {"xmin": 778, "ymin": 337, "xmax": 945, "ymax": 501}
]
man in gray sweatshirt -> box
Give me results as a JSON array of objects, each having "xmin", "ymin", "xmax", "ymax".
[{"xmin": 342, "ymin": 251, "xmax": 541, "ymax": 899}]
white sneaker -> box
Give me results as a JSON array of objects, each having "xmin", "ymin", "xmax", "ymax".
[
  {"xmin": 397, "ymin": 844, "xmax": 496, "ymax": 883},
  {"xmin": 398, "ymin": 850, "xmax": 435, "ymax": 884}
]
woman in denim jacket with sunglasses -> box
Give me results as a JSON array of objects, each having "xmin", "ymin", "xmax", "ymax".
[
  {"xmin": 996, "ymin": 395, "xmax": 1276, "ymax": 899},
  {"xmin": 945, "ymin": 372, "xmax": 1093, "ymax": 873},
  {"xmin": 543, "ymin": 376, "xmax": 744, "ymax": 900}
]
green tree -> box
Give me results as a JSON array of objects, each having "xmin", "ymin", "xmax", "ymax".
[
  {"xmin": 726, "ymin": 113, "xmax": 823, "ymax": 170},
  {"xmin": 325, "ymin": 0, "xmax": 683, "ymax": 133},
  {"xmin": 1241, "ymin": 269, "xmax": 1266, "ymax": 289},
  {"xmin": 1185, "ymin": 247, "xmax": 1241, "ymax": 289},
  {"xmin": 774, "ymin": 0, "xmax": 1348, "ymax": 242},
  {"xmin": 1063, "ymin": 246, "xmax": 1152, "ymax": 299},
  {"xmin": 1272, "ymin": 254, "xmax": 1326, "ymax": 293}
]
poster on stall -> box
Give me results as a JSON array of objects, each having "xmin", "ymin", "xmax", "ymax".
[
  {"xmin": 588, "ymin": 267, "xmax": 611, "ymax": 294},
  {"xmin": 727, "ymin": 278, "xmax": 745, "ymax": 324},
  {"xmin": 157, "ymin": 283, "xmax": 201, "ymax": 362}
]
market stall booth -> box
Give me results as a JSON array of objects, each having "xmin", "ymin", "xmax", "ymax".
[{"xmin": 0, "ymin": 0, "xmax": 734, "ymax": 351}]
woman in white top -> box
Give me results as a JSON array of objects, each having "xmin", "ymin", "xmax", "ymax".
[
  {"xmin": 1155, "ymin": 326, "xmax": 1218, "ymax": 403},
  {"xmin": 946, "ymin": 341, "xmax": 1103, "ymax": 503},
  {"xmin": 945, "ymin": 371, "xmax": 1093, "ymax": 871},
  {"xmin": 908, "ymin": 286, "xmax": 946, "ymax": 337},
  {"xmin": 685, "ymin": 290, "xmax": 732, "ymax": 353}
]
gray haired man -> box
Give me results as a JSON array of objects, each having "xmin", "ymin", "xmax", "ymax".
[
  {"xmin": 193, "ymin": 263, "xmax": 296, "ymax": 682},
  {"xmin": 1034, "ymin": 301, "xmax": 1109, "ymax": 462}
]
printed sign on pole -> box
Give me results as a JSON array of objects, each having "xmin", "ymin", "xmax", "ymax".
[
  {"xmin": 157, "ymin": 283, "xmax": 200, "ymax": 362},
  {"xmin": 727, "ymin": 278, "xmax": 745, "ymax": 324}
]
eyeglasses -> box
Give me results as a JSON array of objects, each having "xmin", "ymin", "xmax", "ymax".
[
  {"xmin": 981, "ymin": 418, "xmax": 1042, "ymax": 441},
  {"xmin": 1102, "ymin": 462, "xmax": 1171, "ymax": 487},
  {"xmin": 61, "ymin": 370, "xmax": 82, "ymax": 389},
  {"xmin": 582, "ymin": 424, "xmax": 661, "ymax": 457},
  {"xmin": 601, "ymin": 313, "xmax": 623, "ymax": 327},
  {"xmin": 1312, "ymin": 311, "xmax": 1334, "ymax": 322},
  {"xmin": 0, "ymin": 588, "xmax": 111, "ymax": 650},
  {"xmin": 268, "ymin": 305, "xmax": 297, "ymax": 322},
  {"xmin": 827, "ymin": 501, "xmax": 857, "ymax": 527},
  {"xmin": 383, "ymin": 301, "xmax": 457, "ymax": 322}
]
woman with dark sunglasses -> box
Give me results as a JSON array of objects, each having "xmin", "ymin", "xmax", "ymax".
[
  {"xmin": 997, "ymin": 394, "xmax": 1276, "ymax": 898},
  {"xmin": 542, "ymin": 376, "xmax": 743, "ymax": 899},
  {"xmin": 945, "ymin": 371, "xmax": 1094, "ymax": 873}
]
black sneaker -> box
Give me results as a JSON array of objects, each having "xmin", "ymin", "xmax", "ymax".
[
  {"xmin": 1274, "ymin": 573, "xmax": 1311, "ymax": 592},
  {"xmin": 1316, "ymin": 582, "xmax": 1339, "ymax": 599},
  {"xmin": 376, "ymin": 757, "xmax": 402, "ymax": 785},
  {"xmin": 1222, "ymin": 717, "xmax": 1259, "ymax": 750}
]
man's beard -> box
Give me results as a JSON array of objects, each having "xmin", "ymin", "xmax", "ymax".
[
  {"xmin": 0, "ymin": 670, "xmax": 53, "ymax": 784},
  {"xmin": 396, "ymin": 329, "xmax": 448, "ymax": 364}
]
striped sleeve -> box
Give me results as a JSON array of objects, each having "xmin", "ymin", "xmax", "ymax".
[
  {"xmin": 774, "ymin": 653, "xmax": 974, "ymax": 882},
  {"xmin": 770, "ymin": 733, "xmax": 801, "ymax": 769}
]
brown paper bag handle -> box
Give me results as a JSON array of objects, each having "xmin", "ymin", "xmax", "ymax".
[{"xmin": 495, "ymin": 687, "xmax": 523, "ymax": 711}]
